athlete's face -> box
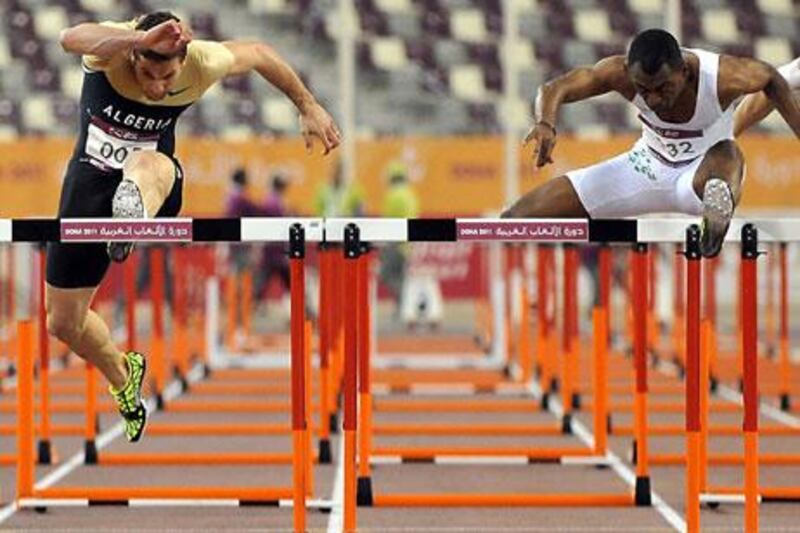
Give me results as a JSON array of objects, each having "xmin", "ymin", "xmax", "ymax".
[
  {"xmin": 132, "ymin": 55, "xmax": 185, "ymax": 101},
  {"xmin": 628, "ymin": 62, "xmax": 688, "ymax": 113}
]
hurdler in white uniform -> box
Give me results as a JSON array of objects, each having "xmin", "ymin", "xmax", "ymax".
[{"xmin": 566, "ymin": 49, "xmax": 733, "ymax": 218}]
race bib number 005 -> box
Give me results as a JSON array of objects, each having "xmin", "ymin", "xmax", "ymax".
[{"xmin": 85, "ymin": 123, "xmax": 157, "ymax": 170}]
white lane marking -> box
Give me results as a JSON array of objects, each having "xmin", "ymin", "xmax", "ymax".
[
  {"xmin": 531, "ymin": 381, "xmax": 686, "ymax": 533},
  {"xmin": 0, "ymin": 367, "xmax": 195, "ymax": 527},
  {"xmin": 326, "ymin": 435, "xmax": 345, "ymax": 533}
]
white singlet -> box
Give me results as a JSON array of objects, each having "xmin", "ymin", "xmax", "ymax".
[
  {"xmin": 778, "ymin": 57, "xmax": 800, "ymax": 90},
  {"xmin": 566, "ymin": 48, "xmax": 735, "ymax": 218}
]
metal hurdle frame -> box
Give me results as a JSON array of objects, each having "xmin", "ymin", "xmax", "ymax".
[
  {"xmin": 4, "ymin": 215, "xmax": 800, "ymax": 533},
  {"xmin": 323, "ymin": 217, "xmax": 651, "ymax": 528},
  {"xmin": 7, "ymin": 217, "xmax": 321, "ymax": 533}
]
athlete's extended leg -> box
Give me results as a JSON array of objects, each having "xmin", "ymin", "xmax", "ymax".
[
  {"xmin": 501, "ymin": 176, "xmax": 589, "ymax": 218},
  {"xmin": 46, "ymin": 283, "xmax": 148, "ymax": 441},
  {"xmin": 691, "ymin": 140, "xmax": 744, "ymax": 257},
  {"xmin": 108, "ymin": 151, "xmax": 177, "ymax": 262},
  {"xmin": 46, "ymin": 285, "xmax": 125, "ymax": 386}
]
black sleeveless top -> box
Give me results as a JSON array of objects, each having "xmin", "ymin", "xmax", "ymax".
[{"xmin": 72, "ymin": 70, "xmax": 190, "ymax": 172}]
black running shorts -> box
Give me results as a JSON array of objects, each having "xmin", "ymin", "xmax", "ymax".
[{"xmin": 46, "ymin": 157, "xmax": 183, "ymax": 289}]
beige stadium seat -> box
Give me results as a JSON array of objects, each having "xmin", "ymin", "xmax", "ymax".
[
  {"xmin": 248, "ymin": 0, "xmax": 289, "ymax": 13},
  {"xmin": 701, "ymin": 9, "xmax": 739, "ymax": 43},
  {"xmin": 34, "ymin": 5, "xmax": 69, "ymax": 41},
  {"xmin": 755, "ymin": 37, "xmax": 793, "ymax": 66},
  {"xmin": 514, "ymin": 0, "xmax": 540, "ymax": 13},
  {"xmin": 507, "ymin": 41, "xmax": 536, "ymax": 69},
  {"xmin": 628, "ymin": 0, "xmax": 662, "ymax": 15},
  {"xmin": 262, "ymin": 98, "xmax": 297, "ymax": 132},
  {"xmin": 450, "ymin": 9, "xmax": 488, "ymax": 42},
  {"xmin": 22, "ymin": 96, "xmax": 56, "ymax": 132},
  {"xmin": 450, "ymin": 64, "xmax": 487, "ymax": 102},
  {"xmin": 80, "ymin": 0, "xmax": 116, "ymax": 11},
  {"xmin": 371, "ymin": 37, "xmax": 409, "ymax": 70},
  {"xmin": 60, "ymin": 66, "xmax": 84, "ymax": 100},
  {"xmin": 376, "ymin": 0, "xmax": 414, "ymax": 14},
  {"xmin": 221, "ymin": 124, "xmax": 256, "ymax": 140},
  {"xmin": 574, "ymin": 10, "xmax": 613, "ymax": 43},
  {"xmin": 0, "ymin": 39, "xmax": 11, "ymax": 69},
  {"xmin": 756, "ymin": 0, "xmax": 794, "ymax": 15}
]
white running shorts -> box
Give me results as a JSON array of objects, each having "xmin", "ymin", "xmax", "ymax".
[{"xmin": 566, "ymin": 141, "xmax": 705, "ymax": 218}]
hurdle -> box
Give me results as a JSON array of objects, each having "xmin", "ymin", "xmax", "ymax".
[
  {"xmin": 321, "ymin": 217, "xmax": 655, "ymax": 523},
  {"xmin": 116, "ymin": 242, "xmax": 329, "ymax": 461},
  {"xmin": 367, "ymin": 242, "xmax": 605, "ymax": 458},
  {"xmin": 9, "ymin": 218, "xmax": 316, "ymax": 533}
]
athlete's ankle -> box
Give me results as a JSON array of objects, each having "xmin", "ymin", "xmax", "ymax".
[{"xmin": 110, "ymin": 352, "xmax": 131, "ymax": 393}]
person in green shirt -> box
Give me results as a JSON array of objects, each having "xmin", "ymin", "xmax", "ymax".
[
  {"xmin": 379, "ymin": 161, "xmax": 419, "ymax": 316},
  {"xmin": 313, "ymin": 161, "xmax": 365, "ymax": 217}
]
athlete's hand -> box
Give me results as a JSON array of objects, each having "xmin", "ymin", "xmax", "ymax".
[
  {"xmin": 299, "ymin": 102, "xmax": 341, "ymax": 155},
  {"xmin": 136, "ymin": 20, "xmax": 192, "ymax": 56},
  {"xmin": 524, "ymin": 121, "xmax": 557, "ymax": 168}
]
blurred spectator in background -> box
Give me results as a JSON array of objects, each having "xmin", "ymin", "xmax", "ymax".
[
  {"xmin": 256, "ymin": 172, "xmax": 292, "ymax": 302},
  {"xmin": 225, "ymin": 167, "xmax": 261, "ymax": 273},
  {"xmin": 313, "ymin": 160, "xmax": 365, "ymax": 217},
  {"xmin": 379, "ymin": 160, "xmax": 419, "ymax": 315}
]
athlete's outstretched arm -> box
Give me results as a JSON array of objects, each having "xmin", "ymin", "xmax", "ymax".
[
  {"xmin": 224, "ymin": 41, "xmax": 341, "ymax": 155},
  {"xmin": 733, "ymin": 92, "xmax": 773, "ymax": 136},
  {"xmin": 59, "ymin": 20, "xmax": 190, "ymax": 59},
  {"xmin": 722, "ymin": 56, "xmax": 800, "ymax": 138},
  {"xmin": 527, "ymin": 56, "xmax": 632, "ymax": 168}
]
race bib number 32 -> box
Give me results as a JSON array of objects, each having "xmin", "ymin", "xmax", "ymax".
[{"xmin": 85, "ymin": 123, "xmax": 158, "ymax": 170}]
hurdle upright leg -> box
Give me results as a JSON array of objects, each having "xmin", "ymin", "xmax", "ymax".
[
  {"xmin": 150, "ymin": 247, "xmax": 167, "ymax": 409},
  {"xmin": 778, "ymin": 242, "xmax": 790, "ymax": 410},
  {"xmin": 592, "ymin": 306, "xmax": 609, "ymax": 456},
  {"xmin": 536, "ymin": 246, "xmax": 551, "ymax": 407},
  {"xmin": 37, "ymin": 246, "xmax": 53, "ymax": 464},
  {"xmin": 518, "ymin": 248, "xmax": 533, "ymax": 383},
  {"xmin": 318, "ymin": 245, "xmax": 333, "ymax": 462},
  {"xmin": 684, "ymin": 226, "xmax": 702, "ymax": 533},
  {"xmin": 289, "ymin": 224, "xmax": 308, "ymax": 533},
  {"xmin": 741, "ymin": 224, "xmax": 760, "ymax": 533},
  {"xmin": 357, "ymin": 246, "xmax": 374, "ymax": 506},
  {"xmin": 561, "ymin": 244, "xmax": 577, "ymax": 432},
  {"xmin": 673, "ymin": 244, "xmax": 686, "ymax": 372},
  {"xmin": 16, "ymin": 320, "xmax": 35, "ymax": 501},
  {"xmin": 631, "ymin": 243, "xmax": 651, "ymax": 505},
  {"xmin": 342, "ymin": 224, "xmax": 360, "ymax": 532}
]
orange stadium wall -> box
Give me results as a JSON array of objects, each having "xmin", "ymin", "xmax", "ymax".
[{"xmin": 0, "ymin": 135, "xmax": 798, "ymax": 217}]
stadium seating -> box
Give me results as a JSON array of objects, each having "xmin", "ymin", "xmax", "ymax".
[{"xmin": 0, "ymin": 0, "xmax": 797, "ymax": 137}]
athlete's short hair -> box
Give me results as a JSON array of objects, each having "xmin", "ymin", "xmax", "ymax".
[
  {"xmin": 134, "ymin": 11, "xmax": 187, "ymax": 62},
  {"xmin": 626, "ymin": 29, "xmax": 683, "ymax": 75}
]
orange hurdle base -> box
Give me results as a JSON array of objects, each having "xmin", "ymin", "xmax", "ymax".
[
  {"xmin": 371, "ymin": 446, "xmax": 596, "ymax": 462},
  {"xmin": 92, "ymin": 452, "xmax": 318, "ymax": 465},
  {"xmin": 372, "ymin": 492, "xmax": 634, "ymax": 507},
  {"xmin": 706, "ymin": 486, "xmax": 800, "ymax": 502},
  {"xmin": 25, "ymin": 486, "xmax": 294, "ymax": 504},
  {"xmin": 651, "ymin": 453, "xmax": 800, "ymax": 466}
]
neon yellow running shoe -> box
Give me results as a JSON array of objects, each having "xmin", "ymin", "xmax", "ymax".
[{"xmin": 110, "ymin": 351, "xmax": 148, "ymax": 442}]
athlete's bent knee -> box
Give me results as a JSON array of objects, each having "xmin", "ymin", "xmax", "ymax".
[
  {"xmin": 706, "ymin": 139, "xmax": 743, "ymax": 163},
  {"xmin": 47, "ymin": 311, "xmax": 85, "ymax": 346},
  {"xmin": 123, "ymin": 150, "xmax": 173, "ymax": 175}
]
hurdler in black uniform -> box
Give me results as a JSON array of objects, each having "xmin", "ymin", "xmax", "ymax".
[{"xmin": 48, "ymin": 18, "xmax": 234, "ymax": 288}]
